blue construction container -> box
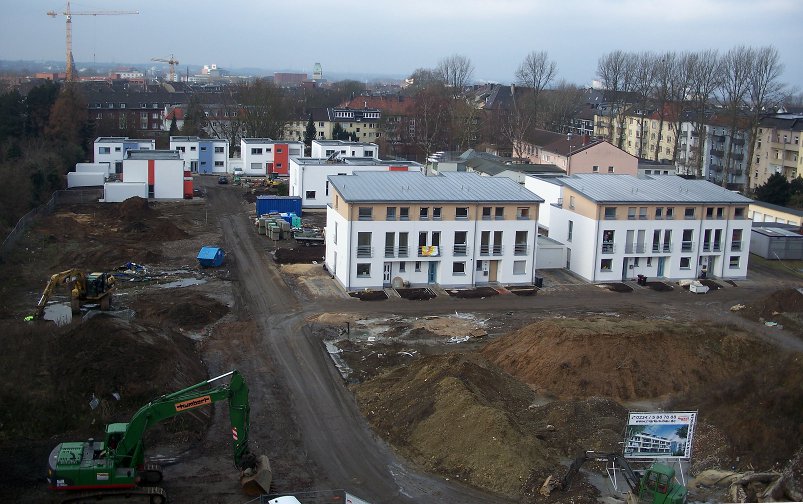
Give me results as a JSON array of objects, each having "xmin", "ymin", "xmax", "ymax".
[
  {"xmin": 197, "ymin": 246, "xmax": 225, "ymax": 267},
  {"xmin": 256, "ymin": 196, "xmax": 302, "ymax": 217}
]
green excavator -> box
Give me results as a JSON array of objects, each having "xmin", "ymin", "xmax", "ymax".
[{"xmin": 47, "ymin": 370, "xmax": 272, "ymax": 503}]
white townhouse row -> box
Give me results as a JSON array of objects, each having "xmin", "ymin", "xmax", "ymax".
[
  {"xmin": 325, "ymin": 171, "xmax": 543, "ymax": 291},
  {"xmin": 525, "ymin": 174, "xmax": 752, "ymax": 282},
  {"xmin": 288, "ymin": 157, "xmax": 422, "ymax": 208},
  {"xmin": 94, "ymin": 137, "xmax": 155, "ymax": 174},
  {"xmin": 240, "ymin": 138, "xmax": 304, "ymax": 177},
  {"xmin": 169, "ymin": 136, "xmax": 229, "ymax": 174},
  {"xmin": 310, "ymin": 140, "xmax": 379, "ymax": 159}
]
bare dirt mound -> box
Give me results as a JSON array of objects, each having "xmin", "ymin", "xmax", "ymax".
[
  {"xmin": 481, "ymin": 318, "xmax": 770, "ymax": 401},
  {"xmin": 353, "ymin": 353, "xmax": 548, "ymax": 497},
  {"xmin": 273, "ymin": 245, "xmax": 324, "ymax": 264},
  {"xmin": 741, "ymin": 288, "xmax": 803, "ymax": 332},
  {"xmin": 131, "ymin": 289, "xmax": 229, "ymax": 331},
  {"xmin": 0, "ymin": 316, "xmax": 206, "ymax": 496}
]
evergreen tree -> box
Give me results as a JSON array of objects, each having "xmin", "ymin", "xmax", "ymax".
[
  {"xmin": 169, "ymin": 111, "xmax": 179, "ymax": 136},
  {"xmin": 303, "ymin": 114, "xmax": 316, "ymax": 153},
  {"xmin": 182, "ymin": 95, "xmax": 206, "ymax": 137},
  {"xmin": 753, "ymin": 173, "xmax": 790, "ymax": 206}
]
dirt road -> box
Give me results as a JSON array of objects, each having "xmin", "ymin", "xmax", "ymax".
[{"xmin": 201, "ymin": 180, "xmax": 507, "ymax": 503}]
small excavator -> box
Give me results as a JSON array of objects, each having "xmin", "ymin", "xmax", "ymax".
[
  {"xmin": 47, "ymin": 370, "xmax": 272, "ymax": 503},
  {"xmin": 541, "ymin": 450, "xmax": 687, "ymax": 504},
  {"xmin": 33, "ymin": 269, "xmax": 116, "ymax": 319}
]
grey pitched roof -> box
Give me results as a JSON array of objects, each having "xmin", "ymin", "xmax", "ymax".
[
  {"xmin": 750, "ymin": 200, "xmax": 803, "ymax": 217},
  {"xmin": 558, "ymin": 174, "xmax": 753, "ymax": 204},
  {"xmin": 328, "ymin": 171, "xmax": 543, "ymax": 203},
  {"xmin": 126, "ymin": 149, "xmax": 182, "ymax": 160}
]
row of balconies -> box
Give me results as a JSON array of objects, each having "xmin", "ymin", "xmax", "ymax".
[
  {"xmin": 358, "ymin": 244, "xmax": 532, "ymax": 259},
  {"xmin": 601, "ymin": 241, "xmax": 743, "ymax": 254}
]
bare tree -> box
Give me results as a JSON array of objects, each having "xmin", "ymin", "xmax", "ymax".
[
  {"xmin": 632, "ymin": 51, "xmax": 658, "ymax": 158},
  {"xmin": 541, "ymin": 81, "xmax": 585, "ymax": 134},
  {"xmin": 435, "ymin": 54, "xmax": 474, "ymax": 97},
  {"xmin": 745, "ymin": 46, "xmax": 785, "ymax": 189},
  {"xmin": 687, "ymin": 49, "xmax": 721, "ymax": 177},
  {"xmin": 500, "ymin": 85, "xmax": 535, "ymax": 159},
  {"xmin": 515, "ymin": 51, "xmax": 557, "ymax": 127},
  {"xmin": 205, "ymin": 88, "xmax": 245, "ymax": 151},
  {"xmin": 237, "ymin": 79, "xmax": 289, "ymax": 139},
  {"xmin": 596, "ymin": 51, "xmax": 638, "ymax": 149},
  {"xmin": 718, "ymin": 46, "xmax": 754, "ymax": 187},
  {"xmin": 666, "ymin": 52, "xmax": 695, "ymax": 164},
  {"xmin": 409, "ymin": 82, "xmax": 451, "ymax": 163}
]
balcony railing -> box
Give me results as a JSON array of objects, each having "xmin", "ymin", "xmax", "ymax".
[
  {"xmin": 731, "ymin": 241, "xmax": 742, "ymax": 252},
  {"xmin": 710, "ymin": 148, "xmax": 725, "ymax": 157},
  {"xmin": 417, "ymin": 245, "xmax": 441, "ymax": 257},
  {"xmin": 514, "ymin": 244, "xmax": 528, "ymax": 255},
  {"xmin": 601, "ymin": 242, "xmax": 615, "ymax": 254},
  {"xmin": 662, "ymin": 242, "xmax": 672, "ymax": 253},
  {"xmin": 492, "ymin": 244, "xmax": 503, "ymax": 256},
  {"xmin": 702, "ymin": 242, "xmax": 711, "ymax": 252},
  {"xmin": 356, "ymin": 245, "xmax": 373, "ymax": 258},
  {"xmin": 713, "ymin": 242, "xmax": 722, "ymax": 252},
  {"xmin": 681, "ymin": 241, "xmax": 694, "ymax": 252},
  {"xmin": 453, "ymin": 244, "xmax": 468, "ymax": 256},
  {"xmin": 480, "ymin": 245, "xmax": 490, "ymax": 255},
  {"xmin": 397, "ymin": 246, "xmax": 409, "ymax": 258},
  {"xmin": 384, "ymin": 245, "xmax": 395, "ymax": 258}
]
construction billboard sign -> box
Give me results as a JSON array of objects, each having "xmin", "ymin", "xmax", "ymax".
[{"xmin": 624, "ymin": 411, "xmax": 697, "ymax": 460}]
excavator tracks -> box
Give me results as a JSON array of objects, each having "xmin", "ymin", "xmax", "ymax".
[{"xmin": 59, "ymin": 485, "xmax": 168, "ymax": 504}]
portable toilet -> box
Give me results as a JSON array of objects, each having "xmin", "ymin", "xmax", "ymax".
[
  {"xmin": 197, "ymin": 246, "xmax": 225, "ymax": 267},
  {"xmin": 183, "ymin": 170, "xmax": 193, "ymax": 199}
]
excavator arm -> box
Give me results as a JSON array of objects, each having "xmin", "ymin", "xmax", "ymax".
[
  {"xmin": 33, "ymin": 269, "xmax": 85, "ymax": 319},
  {"xmin": 542, "ymin": 451, "xmax": 640, "ymax": 496}
]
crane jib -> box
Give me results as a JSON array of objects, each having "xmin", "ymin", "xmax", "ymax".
[{"xmin": 174, "ymin": 395, "xmax": 212, "ymax": 412}]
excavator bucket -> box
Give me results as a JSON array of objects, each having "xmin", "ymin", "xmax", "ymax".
[{"xmin": 240, "ymin": 454, "xmax": 272, "ymax": 495}]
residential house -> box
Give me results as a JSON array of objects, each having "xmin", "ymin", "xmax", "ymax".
[
  {"xmin": 169, "ymin": 136, "xmax": 229, "ymax": 174},
  {"xmin": 517, "ymin": 132, "xmax": 638, "ymax": 175},
  {"xmin": 289, "ymin": 157, "xmax": 422, "ymax": 208},
  {"xmin": 325, "ymin": 171, "xmax": 543, "ymax": 291},
  {"xmin": 751, "ymin": 114, "xmax": 803, "ymax": 189},
  {"xmin": 594, "ymin": 104, "xmax": 680, "ymax": 164},
  {"xmin": 525, "ymin": 174, "xmax": 752, "ymax": 282},
  {"xmin": 676, "ymin": 114, "xmax": 750, "ymax": 188},
  {"xmin": 310, "ymin": 140, "xmax": 379, "ymax": 160},
  {"xmin": 116, "ymin": 150, "xmax": 187, "ymax": 200},
  {"xmin": 94, "ymin": 137, "xmax": 155, "ymax": 175},
  {"xmin": 240, "ymin": 138, "xmax": 304, "ymax": 177},
  {"xmin": 285, "ymin": 107, "xmax": 382, "ymax": 144},
  {"xmin": 749, "ymin": 201, "xmax": 803, "ymax": 227}
]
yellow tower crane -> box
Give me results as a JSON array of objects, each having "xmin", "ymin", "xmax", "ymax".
[
  {"xmin": 47, "ymin": 1, "xmax": 138, "ymax": 82},
  {"xmin": 151, "ymin": 55, "xmax": 180, "ymax": 82}
]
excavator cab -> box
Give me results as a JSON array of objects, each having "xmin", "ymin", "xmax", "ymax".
[{"xmin": 638, "ymin": 464, "xmax": 687, "ymax": 504}]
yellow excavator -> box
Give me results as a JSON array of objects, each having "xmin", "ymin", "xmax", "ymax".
[{"xmin": 33, "ymin": 269, "xmax": 116, "ymax": 319}]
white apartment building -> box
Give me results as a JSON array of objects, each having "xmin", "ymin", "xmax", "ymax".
[
  {"xmin": 120, "ymin": 150, "xmax": 187, "ymax": 199},
  {"xmin": 325, "ymin": 171, "xmax": 543, "ymax": 291},
  {"xmin": 240, "ymin": 138, "xmax": 304, "ymax": 177},
  {"xmin": 94, "ymin": 137, "xmax": 155, "ymax": 174},
  {"xmin": 169, "ymin": 136, "xmax": 229, "ymax": 174},
  {"xmin": 288, "ymin": 157, "xmax": 422, "ymax": 208},
  {"xmin": 526, "ymin": 174, "xmax": 752, "ymax": 282},
  {"xmin": 310, "ymin": 140, "xmax": 379, "ymax": 160}
]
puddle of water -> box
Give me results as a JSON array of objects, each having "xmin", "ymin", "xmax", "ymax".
[
  {"xmin": 157, "ymin": 278, "xmax": 207, "ymax": 289},
  {"xmin": 43, "ymin": 303, "xmax": 72, "ymax": 326}
]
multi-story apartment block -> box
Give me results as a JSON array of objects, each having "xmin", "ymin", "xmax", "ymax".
[
  {"xmin": 516, "ymin": 131, "xmax": 637, "ymax": 175},
  {"xmin": 594, "ymin": 105, "xmax": 678, "ymax": 163},
  {"xmin": 284, "ymin": 107, "xmax": 382, "ymax": 144},
  {"xmin": 625, "ymin": 433, "xmax": 672, "ymax": 457},
  {"xmin": 240, "ymin": 138, "xmax": 304, "ymax": 177},
  {"xmin": 676, "ymin": 117, "xmax": 750, "ymax": 188},
  {"xmin": 94, "ymin": 137, "xmax": 155, "ymax": 174},
  {"xmin": 325, "ymin": 171, "xmax": 543, "ymax": 291},
  {"xmin": 289, "ymin": 157, "xmax": 422, "ymax": 209},
  {"xmin": 751, "ymin": 114, "xmax": 803, "ymax": 189},
  {"xmin": 525, "ymin": 174, "xmax": 752, "ymax": 282},
  {"xmin": 169, "ymin": 136, "xmax": 229, "ymax": 174},
  {"xmin": 310, "ymin": 140, "xmax": 379, "ymax": 160}
]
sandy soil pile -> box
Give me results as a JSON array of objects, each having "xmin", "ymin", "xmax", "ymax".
[
  {"xmin": 742, "ymin": 287, "xmax": 803, "ymax": 331},
  {"xmin": 354, "ymin": 353, "xmax": 548, "ymax": 496},
  {"xmin": 481, "ymin": 318, "xmax": 769, "ymax": 401}
]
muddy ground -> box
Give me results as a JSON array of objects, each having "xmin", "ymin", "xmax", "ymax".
[{"xmin": 0, "ymin": 188, "xmax": 802, "ymax": 503}]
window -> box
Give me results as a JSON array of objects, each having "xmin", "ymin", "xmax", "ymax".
[
  {"xmin": 734, "ymin": 207, "xmax": 745, "ymax": 218},
  {"xmin": 482, "ymin": 207, "xmax": 492, "ymax": 220},
  {"xmin": 358, "ymin": 207, "xmax": 373, "ymax": 220},
  {"xmin": 99, "ymin": 147, "xmax": 111, "ymax": 154},
  {"xmin": 569, "ymin": 196, "xmax": 576, "ymax": 209},
  {"xmin": 454, "ymin": 231, "xmax": 468, "ymax": 255},
  {"xmin": 305, "ymin": 191, "xmax": 316, "ymax": 199},
  {"xmin": 513, "ymin": 260, "xmax": 526, "ymax": 275},
  {"xmin": 646, "ymin": 257, "xmax": 652, "ymax": 267},
  {"xmin": 357, "ymin": 232, "xmax": 372, "ymax": 257},
  {"xmin": 456, "ymin": 207, "xmax": 468, "ymax": 219},
  {"xmin": 452, "ymin": 262, "xmax": 466, "ymax": 275},
  {"xmin": 679, "ymin": 257, "xmax": 691, "ymax": 269},
  {"xmin": 214, "ymin": 161, "xmax": 224, "ymax": 167},
  {"xmin": 639, "ymin": 207, "xmax": 647, "ymax": 220},
  {"xmin": 200, "ymin": 146, "xmax": 207, "ymax": 151},
  {"xmin": 655, "ymin": 207, "xmax": 663, "ymax": 219},
  {"xmin": 628, "ymin": 207, "xmax": 637, "ymax": 220},
  {"xmin": 592, "ymin": 165, "xmax": 599, "ymax": 173},
  {"xmin": 433, "ymin": 207, "xmax": 442, "ymax": 220},
  {"xmin": 600, "ymin": 259, "xmax": 612, "ymax": 271},
  {"xmin": 706, "ymin": 207, "xmax": 714, "ymax": 218},
  {"xmin": 415, "ymin": 261, "xmax": 421, "ymax": 272},
  {"xmin": 729, "ymin": 256, "xmax": 740, "ymax": 269},
  {"xmin": 682, "ymin": 229, "xmax": 693, "ymax": 252},
  {"xmin": 666, "ymin": 207, "xmax": 675, "ymax": 219},
  {"xmin": 608, "ymin": 166, "xmax": 614, "ymax": 173},
  {"xmin": 495, "ymin": 207, "xmax": 504, "ymax": 220},
  {"xmin": 567, "ymin": 221, "xmax": 573, "ymax": 241},
  {"xmin": 277, "ymin": 148, "xmax": 283, "ymax": 153},
  {"xmin": 364, "ymin": 150, "xmax": 373, "ymax": 157},
  {"xmin": 399, "ymin": 262, "xmax": 406, "ymax": 272},
  {"xmin": 516, "ymin": 207, "xmax": 530, "ymax": 220},
  {"xmin": 420, "ymin": 207, "xmax": 429, "ymax": 220},
  {"xmin": 400, "ymin": 207, "xmax": 410, "ymax": 220},
  {"xmin": 604, "ymin": 207, "xmax": 616, "ymax": 220},
  {"xmin": 731, "ymin": 229, "xmax": 743, "ymax": 251},
  {"xmin": 684, "ymin": 207, "xmax": 695, "ymax": 219},
  {"xmin": 251, "ymin": 148, "xmax": 263, "ymax": 155},
  {"xmin": 215, "ymin": 146, "xmax": 224, "ymax": 153},
  {"xmin": 386, "ymin": 207, "xmax": 396, "ymax": 220},
  {"xmin": 356, "ymin": 263, "xmax": 371, "ymax": 277}
]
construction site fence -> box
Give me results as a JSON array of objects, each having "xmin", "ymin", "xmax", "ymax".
[{"xmin": 0, "ymin": 189, "xmax": 102, "ymax": 262}]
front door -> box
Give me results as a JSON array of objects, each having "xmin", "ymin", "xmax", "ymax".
[
  {"xmin": 383, "ymin": 263, "xmax": 391, "ymax": 285},
  {"xmin": 488, "ymin": 260, "xmax": 498, "ymax": 283},
  {"xmin": 657, "ymin": 257, "xmax": 665, "ymax": 277},
  {"xmin": 622, "ymin": 257, "xmax": 629, "ymax": 280},
  {"xmin": 427, "ymin": 262, "xmax": 437, "ymax": 284}
]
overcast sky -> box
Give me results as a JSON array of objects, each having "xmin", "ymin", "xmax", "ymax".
[{"xmin": 3, "ymin": 0, "xmax": 801, "ymax": 88}]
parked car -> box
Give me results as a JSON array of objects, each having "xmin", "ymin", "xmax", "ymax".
[{"xmin": 218, "ymin": 176, "xmax": 228, "ymax": 185}]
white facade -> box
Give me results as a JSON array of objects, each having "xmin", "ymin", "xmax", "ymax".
[
  {"xmin": 289, "ymin": 158, "xmax": 423, "ymax": 208},
  {"xmin": 123, "ymin": 157, "xmax": 186, "ymax": 199},
  {"xmin": 528, "ymin": 176, "xmax": 752, "ymax": 282},
  {"xmin": 94, "ymin": 137, "xmax": 154, "ymax": 171},
  {"xmin": 170, "ymin": 136, "xmax": 229, "ymax": 174},
  {"xmin": 76, "ymin": 162, "xmax": 112, "ymax": 175},
  {"xmin": 67, "ymin": 171, "xmax": 106, "ymax": 188},
  {"xmin": 103, "ymin": 182, "xmax": 148, "ymax": 202},
  {"xmin": 241, "ymin": 138, "xmax": 304, "ymax": 177},
  {"xmin": 311, "ymin": 140, "xmax": 379, "ymax": 160}
]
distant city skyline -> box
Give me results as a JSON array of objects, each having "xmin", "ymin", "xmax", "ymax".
[{"xmin": 2, "ymin": 0, "xmax": 801, "ymax": 88}]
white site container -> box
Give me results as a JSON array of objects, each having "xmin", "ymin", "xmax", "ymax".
[
  {"xmin": 67, "ymin": 171, "xmax": 106, "ymax": 188},
  {"xmin": 104, "ymin": 182, "xmax": 148, "ymax": 202},
  {"xmin": 76, "ymin": 162, "xmax": 112, "ymax": 175}
]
